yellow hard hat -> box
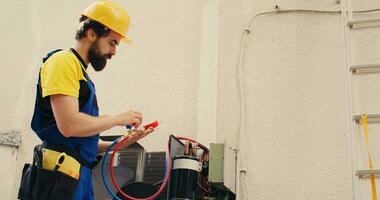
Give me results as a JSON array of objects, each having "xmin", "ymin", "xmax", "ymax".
[{"xmin": 81, "ymin": 0, "xmax": 131, "ymax": 44}]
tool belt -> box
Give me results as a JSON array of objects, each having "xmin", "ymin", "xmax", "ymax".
[
  {"xmin": 41, "ymin": 148, "xmax": 81, "ymax": 180},
  {"xmin": 17, "ymin": 143, "xmax": 102, "ymax": 200},
  {"xmin": 41, "ymin": 142, "xmax": 102, "ymax": 170}
]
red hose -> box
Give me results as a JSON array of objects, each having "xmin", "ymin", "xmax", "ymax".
[{"xmin": 109, "ymin": 136, "xmax": 170, "ymax": 200}]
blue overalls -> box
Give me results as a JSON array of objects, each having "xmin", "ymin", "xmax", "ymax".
[{"xmin": 31, "ymin": 50, "xmax": 100, "ymax": 200}]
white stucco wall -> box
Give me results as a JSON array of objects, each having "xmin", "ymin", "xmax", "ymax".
[
  {"xmin": 219, "ymin": 0, "xmax": 380, "ymax": 199},
  {"xmin": 1, "ymin": 0, "xmax": 380, "ymax": 200}
]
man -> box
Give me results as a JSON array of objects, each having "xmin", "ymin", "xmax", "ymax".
[{"xmin": 30, "ymin": 1, "xmax": 153, "ymax": 199}]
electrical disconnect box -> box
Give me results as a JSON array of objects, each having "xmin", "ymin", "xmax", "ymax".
[{"xmin": 208, "ymin": 143, "xmax": 237, "ymax": 194}]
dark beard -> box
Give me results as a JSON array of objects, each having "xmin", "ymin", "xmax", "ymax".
[{"xmin": 88, "ymin": 41, "xmax": 110, "ymax": 71}]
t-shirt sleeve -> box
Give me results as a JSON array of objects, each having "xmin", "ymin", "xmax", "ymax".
[{"xmin": 40, "ymin": 53, "xmax": 81, "ymax": 98}]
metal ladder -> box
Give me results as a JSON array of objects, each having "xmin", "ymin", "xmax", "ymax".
[{"xmin": 341, "ymin": 0, "xmax": 380, "ymax": 199}]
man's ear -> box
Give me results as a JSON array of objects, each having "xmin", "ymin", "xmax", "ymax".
[{"xmin": 86, "ymin": 28, "xmax": 97, "ymax": 42}]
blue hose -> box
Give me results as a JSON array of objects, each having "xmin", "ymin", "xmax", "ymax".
[{"xmin": 101, "ymin": 137, "xmax": 123, "ymax": 200}]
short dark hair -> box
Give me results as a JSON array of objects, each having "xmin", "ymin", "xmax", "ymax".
[{"xmin": 75, "ymin": 16, "xmax": 111, "ymax": 40}]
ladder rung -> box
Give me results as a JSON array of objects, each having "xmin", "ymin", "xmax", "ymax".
[
  {"xmin": 353, "ymin": 114, "xmax": 380, "ymax": 124},
  {"xmin": 356, "ymin": 169, "xmax": 380, "ymax": 178},
  {"xmin": 350, "ymin": 63, "xmax": 380, "ymax": 74},
  {"xmin": 348, "ymin": 17, "xmax": 380, "ymax": 29}
]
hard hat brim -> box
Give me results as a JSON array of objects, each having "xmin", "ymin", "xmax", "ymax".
[{"xmin": 121, "ymin": 35, "xmax": 132, "ymax": 45}]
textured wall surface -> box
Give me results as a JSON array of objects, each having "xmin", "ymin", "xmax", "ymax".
[{"xmin": 218, "ymin": 0, "xmax": 359, "ymax": 199}]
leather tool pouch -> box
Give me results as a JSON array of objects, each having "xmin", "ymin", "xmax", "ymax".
[{"xmin": 18, "ymin": 145, "xmax": 79, "ymax": 200}]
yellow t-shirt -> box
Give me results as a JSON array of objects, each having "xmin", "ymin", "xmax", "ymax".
[{"xmin": 40, "ymin": 50, "xmax": 87, "ymax": 98}]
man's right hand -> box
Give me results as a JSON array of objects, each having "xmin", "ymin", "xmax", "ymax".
[{"xmin": 113, "ymin": 110, "xmax": 143, "ymax": 127}]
